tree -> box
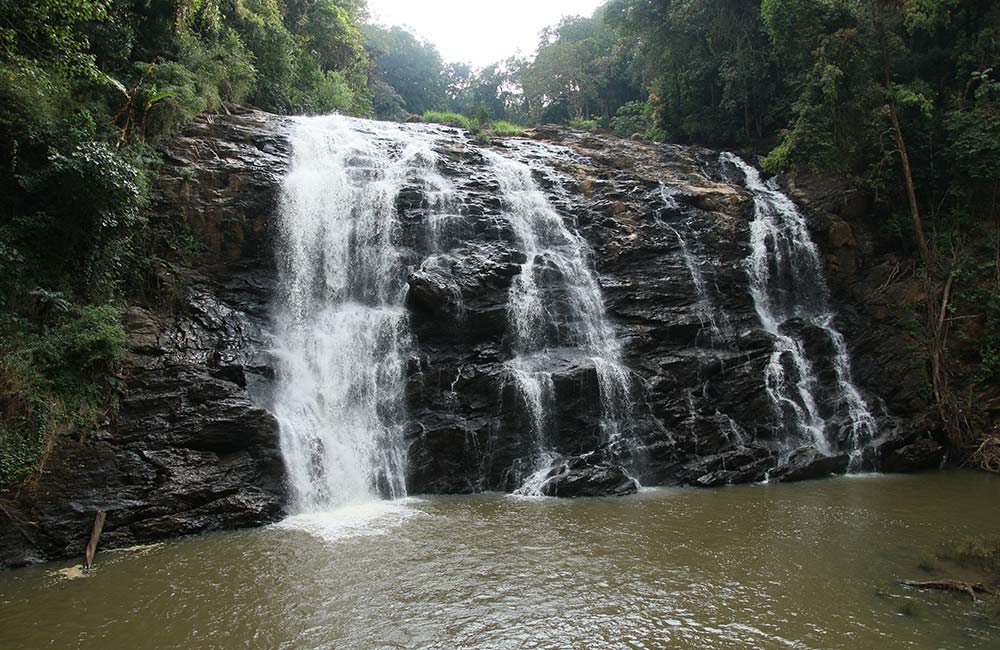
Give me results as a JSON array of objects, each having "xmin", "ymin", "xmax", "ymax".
[
  {"xmin": 520, "ymin": 10, "xmax": 640, "ymax": 125},
  {"xmin": 364, "ymin": 25, "xmax": 448, "ymax": 116}
]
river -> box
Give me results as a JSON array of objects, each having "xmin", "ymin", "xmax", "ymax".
[{"xmin": 2, "ymin": 471, "xmax": 998, "ymax": 649}]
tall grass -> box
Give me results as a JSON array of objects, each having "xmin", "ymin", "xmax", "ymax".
[
  {"xmin": 423, "ymin": 111, "xmax": 472, "ymax": 130},
  {"xmin": 422, "ymin": 112, "xmax": 526, "ymax": 138},
  {"xmin": 490, "ymin": 121, "xmax": 526, "ymax": 136}
]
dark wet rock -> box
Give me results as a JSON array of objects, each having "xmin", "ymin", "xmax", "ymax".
[
  {"xmin": 154, "ymin": 108, "xmax": 291, "ymax": 265},
  {"xmin": 0, "ymin": 266, "xmax": 287, "ymax": 569},
  {"xmin": 401, "ymin": 124, "xmax": 917, "ymax": 494},
  {"xmin": 679, "ymin": 445, "xmax": 775, "ymax": 487},
  {"xmin": 883, "ymin": 439, "xmax": 945, "ymax": 473},
  {"xmin": 539, "ymin": 452, "xmax": 638, "ymax": 497},
  {"xmin": 773, "ymin": 447, "xmax": 850, "ymax": 483}
]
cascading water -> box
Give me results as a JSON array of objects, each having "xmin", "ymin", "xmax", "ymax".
[
  {"xmin": 660, "ymin": 184, "xmax": 730, "ymax": 344},
  {"xmin": 722, "ymin": 153, "xmax": 878, "ymax": 460},
  {"xmin": 484, "ymin": 147, "xmax": 632, "ymax": 491},
  {"xmin": 268, "ymin": 120, "xmax": 868, "ymax": 504},
  {"xmin": 271, "ymin": 115, "xmax": 450, "ymax": 513}
]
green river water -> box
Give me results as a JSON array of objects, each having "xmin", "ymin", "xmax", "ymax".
[{"xmin": 2, "ymin": 471, "xmax": 998, "ymax": 649}]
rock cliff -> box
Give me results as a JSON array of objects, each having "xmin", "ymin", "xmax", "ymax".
[{"xmin": 0, "ymin": 110, "xmax": 940, "ymax": 568}]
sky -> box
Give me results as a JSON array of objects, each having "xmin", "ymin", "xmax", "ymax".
[{"xmin": 366, "ymin": 0, "xmax": 606, "ymax": 67}]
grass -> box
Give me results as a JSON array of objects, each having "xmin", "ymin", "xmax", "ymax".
[
  {"xmin": 569, "ymin": 117, "xmax": 601, "ymax": 132},
  {"xmin": 422, "ymin": 111, "xmax": 472, "ymax": 130},
  {"xmin": 421, "ymin": 112, "xmax": 526, "ymax": 139},
  {"xmin": 489, "ymin": 121, "xmax": 526, "ymax": 136},
  {"xmin": 939, "ymin": 537, "xmax": 1000, "ymax": 573}
]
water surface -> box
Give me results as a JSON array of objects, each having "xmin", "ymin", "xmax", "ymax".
[{"xmin": 2, "ymin": 471, "xmax": 998, "ymax": 649}]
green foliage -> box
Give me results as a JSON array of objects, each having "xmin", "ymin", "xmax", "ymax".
[
  {"xmin": 52, "ymin": 305, "xmax": 124, "ymax": 377},
  {"xmin": 451, "ymin": 58, "xmax": 529, "ymax": 122},
  {"xmin": 945, "ymin": 76, "xmax": 1000, "ymax": 183},
  {"xmin": 610, "ymin": 101, "xmax": 653, "ymax": 137},
  {"xmin": 306, "ymin": 70, "xmax": 358, "ymax": 114},
  {"xmin": 366, "ymin": 25, "xmax": 448, "ymax": 117},
  {"xmin": 9, "ymin": 141, "xmax": 147, "ymax": 302},
  {"xmin": 0, "ymin": 304, "xmax": 125, "ymax": 488},
  {"xmin": 520, "ymin": 9, "xmax": 641, "ymax": 125},
  {"xmin": 421, "ymin": 111, "xmax": 526, "ymax": 140},
  {"xmin": 606, "ymin": 0, "xmax": 780, "ymax": 145},
  {"xmin": 423, "ymin": 111, "xmax": 473, "ymax": 130},
  {"xmin": 0, "ymin": 0, "xmax": 376, "ymax": 488},
  {"xmin": 569, "ymin": 117, "xmax": 601, "ymax": 131},
  {"xmin": 147, "ymin": 29, "xmax": 256, "ymax": 133},
  {"xmin": 489, "ymin": 121, "xmax": 526, "ymax": 137},
  {"xmin": 0, "ymin": 0, "xmax": 109, "ymax": 71},
  {"xmin": 761, "ymin": 138, "xmax": 793, "ymax": 174}
]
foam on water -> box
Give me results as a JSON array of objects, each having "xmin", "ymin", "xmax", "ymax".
[{"xmin": 275, "ymin": 499, "xmax": 422, "ymax": 543}]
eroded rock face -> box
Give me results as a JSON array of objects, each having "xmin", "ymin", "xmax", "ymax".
[
  {"xmin": 0, "ymin": 110, "xmax": 291, "ymax": 569},
  {"xmin": 0, "ymin": 269, "xmax": 287, "ymax": 568},
  {"xmin": 1, "ymin": 110, "xmax": 933, "ymax": 568}
]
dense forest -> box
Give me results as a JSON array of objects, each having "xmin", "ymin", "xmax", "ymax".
[{"xmin": 1, "ymin": 0, "xmax": 998, "ymax": 488}]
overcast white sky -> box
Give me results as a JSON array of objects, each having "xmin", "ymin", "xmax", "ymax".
[{"xmin": 366, "ymin": 0, "xmax": 606, "ymax": 67}]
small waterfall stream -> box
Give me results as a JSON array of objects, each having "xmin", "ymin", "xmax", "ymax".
[
  {"xmin": 271, "ymin": 115, "xmax": 450, "ymax": 512},
  {"xmin": 660, "ymin": 183, "xmax": 730, "ymax": 345},
  {"xmin": 722, "ymin": 153, "xmax": 878, "ymax": 460},
  {"xmin": 484, "ymin": 147, "xmax": 632, "ymax": 492}
]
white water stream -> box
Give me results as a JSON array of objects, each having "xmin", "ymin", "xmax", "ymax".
[
  {"xmin": 723, "ymin": 153, "xmax": 878, "ymax": 458},
  {"xmin": 660, "ymin": 184, "xmax": 730, "ymax": 344},
  {"xmin": 271, "ymin": 116, "xmax": 450, "ymax": 513},
  {"xmin": 266, "ymin": 121, "xmax": 876, "ymax": 512},
  {"xmin": 484, "ymin": 148, "xmax": 632, "ymax": 492}
]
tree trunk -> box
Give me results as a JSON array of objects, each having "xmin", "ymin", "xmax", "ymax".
[
  {"xmin": 874, "ymin": 1, "xmax": 930, "ymax": 263},
  {"xmin": 886, "ymin": 101, "xmax": 930, "ymax": 262}
]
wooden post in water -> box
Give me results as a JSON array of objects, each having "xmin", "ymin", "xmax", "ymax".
[{"xmin": 83, "ymin": 511, "xmax": 106, "ymax": 572}]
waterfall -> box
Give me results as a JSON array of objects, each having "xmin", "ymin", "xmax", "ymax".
[
  {"xmin": 270, "ymin": 115, "xmax": 449, "ymax": 512},
  {"xmin": 722, "ymin": 153, "xmax": 877, "ymax": 459},
  {"xmin": 660, "ymin": 184, "xmax": 730, "ymax": 344},
  {"xmin": 483, "ymin": 147, "xmax": 632, "ymax": 491}
]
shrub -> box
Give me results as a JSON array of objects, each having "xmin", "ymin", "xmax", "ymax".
[
  {"xmin": 0, "ymin": 304, "xmax": 125, "ymax": 489},
  {"xmin": 298, "ymin": 68, "xmax": 357, "ymax": 114},
  {"xmin": 569, "ymin": 117, "xmax": 601, "ymax": 131},
  {"xmin": 17, "ymin": 141, "xmax": 147, "ymax": 300},
  {"xmin": 610, "ymin": 101, "xmax": 653, "ymax": 137},
  {"xmin": 0, "ymin": 343, "xmax": 51, "ymax": 488},
  {"xmin": 423, "ymin": 111, "xmax": 473, "ymax": 129},
  {"xmin": 36, "ymin": 305, "xmax": 126, "ymax": 395},
  {"xmin": 489, "ymin": 121, "xmax": 526, "ymax": 137}
]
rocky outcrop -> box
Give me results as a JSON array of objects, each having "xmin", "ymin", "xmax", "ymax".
[
  {"xmin": 0, "ymin": 110, "xmax": 292, "ymax": 569},
  {"xmin": 398, "ymin": 127, "xmax": 913, "ymax": 493},
  {"xmin": 772, "ymin": 447, "xmax": 850, "ymax": 482},
  {"xmin": 539, "ymin": 451, "xmax": 638, "ymax": 498}
]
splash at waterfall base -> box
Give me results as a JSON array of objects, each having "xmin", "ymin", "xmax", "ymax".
[{"xmin": 0, "ymin": 110, "xmax": 946, "ymax": 568}]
